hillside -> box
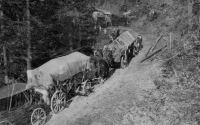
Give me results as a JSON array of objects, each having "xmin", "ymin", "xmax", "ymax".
[
  {"xmin": 45, "ymin": 26, "xmax": 158, "ymax": 125},
  {"xmin": 45, "ymin": 0, "xmax": 200, "ymax": 125},
  {"xmin": 0, "ymin": 0, "xmax": 200, "ymax": 125}
]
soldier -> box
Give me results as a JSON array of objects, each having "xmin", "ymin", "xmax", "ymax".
[
  {"xmin": 116, "ymin": 28, "xmax": 120, "ymax": 37},
  {"xmin": 136, "ymin": 35, "xmax": 143, "ymax": 51},
  {"xmin": 132, "ymin": 35, "xmax": 143, "ymax": 55}
]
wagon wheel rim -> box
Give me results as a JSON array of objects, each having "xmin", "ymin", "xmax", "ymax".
[
  {"xmin": 51, "ymin": 91, "xmax": 66, "ymax": 114},
  {"xmin": 0, "ymin": 120, "xmax": 13, "ymax": 125},
  {"xmin": 31, "ymin": 108, "xmax": 46, "ymax": 125}
]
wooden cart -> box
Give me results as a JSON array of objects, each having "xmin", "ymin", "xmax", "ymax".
[
  {"xmin": 107, "ymin": 31, "xmax": 136, "ymax": 68},
  {"xmin": 26, "ymin": 52, "xmax": 93, "ymax": 125}
]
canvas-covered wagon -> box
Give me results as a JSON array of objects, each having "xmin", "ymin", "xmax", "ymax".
[
  {"xmin": 107, "ymin": 31, "xmax": 136, "ymax": 68},
  {"xmin": 26, "ymin": 52, "xmax": 92, "ymax": 125}
]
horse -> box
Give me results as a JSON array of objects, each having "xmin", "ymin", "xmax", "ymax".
[
  {"xmin": 93, "ymin": 48, "xmax": 103, "ymax": 60},
  {"xmin": 126, "ymin": 45, "xmax": 135, "ymax": 63},
  {"xmin": 102, "ymin": 45, "xmax": 113, "ymax": 67},
  {"xmin": 98, "ymin": 59, "xmax": 109, "ymax": 81},
  {"xmin": 93, "ymin": 48, "xmax": 110, "ymax": 82},
  {"xmin": 131, "ymin": 35, "xmax": 143, "ymax": 56}
]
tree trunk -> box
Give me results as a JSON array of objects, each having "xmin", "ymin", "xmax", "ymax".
[
  {"xmin": 3, "ymin": 46, "xmax": 8, "ymax": 84},
  {"xmin": 26, "ymin": 0, "xmax": 32, "ymax": 70},
  {"xmin": 77, "ymin": 16, "xmax": 81, "ymax": 48},
  {"xmin": 77, "ymin": 25, "xmax": 81, "ymax": 48},
  {"xmin": 0, "ymin": 0, "xmax": 8, "ymax": 84},
  {"xmin": 69, "ymin": 33, "xmax": 73, "ymax": 51},
  {"xmin": 188, "ymin": 0, "xmax": 194, "ymax": 30}
]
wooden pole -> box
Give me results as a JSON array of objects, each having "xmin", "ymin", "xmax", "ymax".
[
  {"xmin": 145, "ymin": 45, "xmax": 153, "ymax": 57},
  {"xmin": 3, "ymin": 46, "xmax": 8, "ymax": 84},
  {"xmin": 141, "ymin": 45, "xmax": 167, "ymax": 63},
  {"xmin": 26, "ymin": 0, "xmax": 32, "ymax": 70},
  {"xmin": 0, "ymin": 2, "xmax": 9, "ymax": 84},
  {"xmin": 150, "ymin": 34, "xmax": 163, "ymax": 53},
  {"xmin": 150, "ymin": 47, "xmax": 167, "ymax": 61}
]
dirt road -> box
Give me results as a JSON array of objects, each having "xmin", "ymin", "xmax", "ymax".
[{"xmin": 45, "ymin": 27, "xmax": 159, "ymax": 125}]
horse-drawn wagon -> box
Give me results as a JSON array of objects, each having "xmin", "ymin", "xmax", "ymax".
[
  {"xmin": 25, "ymin": 52, "xmax": 97, "ymax": 124},
  {"xmin": 106, "ymin": 31, "xmax": 141, "ymax": 68},
  {"xmin": 1, "ymin": 51, "xmax": 104, "ymax": 125}
]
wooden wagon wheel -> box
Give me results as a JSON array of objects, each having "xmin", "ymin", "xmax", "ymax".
[
  {"xmin": 31, "ymin": 108, "xmax": 46, "ymax": 125},
  {"xmin": 120, "ymin": 55, "xmax": 127, "ymax": 69},
  {"xmin": 50, "ymin": 91, "xmax": 66, "ymax": 114},
  {"xmin": 0, "ymin": 120, "xmax": 13, "ymax": 125}
]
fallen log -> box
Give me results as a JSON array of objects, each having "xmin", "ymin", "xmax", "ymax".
[
  {"xmin": 150, "ymin": 34, "xmax": 163, "ymax": 53},
  {"xmin": 141, "ymin": 44, "xmax": 167, "ymax": 63}
]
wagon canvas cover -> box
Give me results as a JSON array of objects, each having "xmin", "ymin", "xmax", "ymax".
[
  {"xmin": 114, "ymin": 31, "xmax": 136, "ymax": 48},
  {"xmin": 26, "ymin": 52, "xmax": 90, "ymax": 89},
  {"xmin": 107, "ymin": 31, "xmax": 136, "ymax": 62}
]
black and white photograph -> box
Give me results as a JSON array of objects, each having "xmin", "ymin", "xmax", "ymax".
[{"xmin": 0, "ymin": 0, "xmax": 200, "ymax": 125}]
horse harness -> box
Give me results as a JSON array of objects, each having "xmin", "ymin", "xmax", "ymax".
[{"xmin": 102, "ymin": 49, "xmax": 113, "ymax": 67}]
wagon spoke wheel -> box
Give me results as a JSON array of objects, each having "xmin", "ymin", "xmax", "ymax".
[
  {"xmin": 51, "ymin": 91, "xmax": 66, "ymax": 114},
  {"xmin": 31, "ymin": 108, "xmax": 46, "ymax": 125},
  {"xmin": 120, "ymin": 56, "xmax": 127, "ymax": 69}
]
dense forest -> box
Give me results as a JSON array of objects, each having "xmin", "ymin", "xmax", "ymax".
[
  {"xmin": 0, "ymin": 0, "xmax": 200, "ymax": 84},
  {"xmin": 0, "ymin": 0, "xmax": 99, "ymax": 85}
]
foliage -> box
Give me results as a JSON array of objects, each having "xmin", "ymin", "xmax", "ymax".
[
  {"xmin": 152, "ymin": 46, "xmax": 200, "ymax": 124},
  {"xmin": 0, "ymin": 0, "xmax": 98, "ymax": 84}
]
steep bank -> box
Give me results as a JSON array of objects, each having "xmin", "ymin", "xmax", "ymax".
[{"xmin": 45, "ymin": 27, "xmax": 159, "ymax": 125}]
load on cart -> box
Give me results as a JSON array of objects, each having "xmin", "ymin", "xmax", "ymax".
[
  {"xmin": 25, "ymin": 52, "xmax": 96, "ymax": 125},
  {"xmin": 106, "ymin": 30, "xmax": 141, "ymax": 68}
]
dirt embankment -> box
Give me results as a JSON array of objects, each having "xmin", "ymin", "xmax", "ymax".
[{"xmin": 45, "ymin": 27, "xmax": 161, "ymax": 125}]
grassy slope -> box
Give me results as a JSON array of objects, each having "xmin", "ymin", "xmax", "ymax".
[
  {"xmin": 44, "ymin": 1, "xmax": 200, "ymax": 125},
  {"xmin": 95, "ymin": 0, "xmax": 200, "ymax": 125}
]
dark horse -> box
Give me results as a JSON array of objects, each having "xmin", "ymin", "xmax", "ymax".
[
  {"xmin": 93, "ymin": 49, "xmax": 110, "ymax": 81},
  {"xmin": 132, "ymin": 35, "xmax": 143, "ymax": 56}
]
